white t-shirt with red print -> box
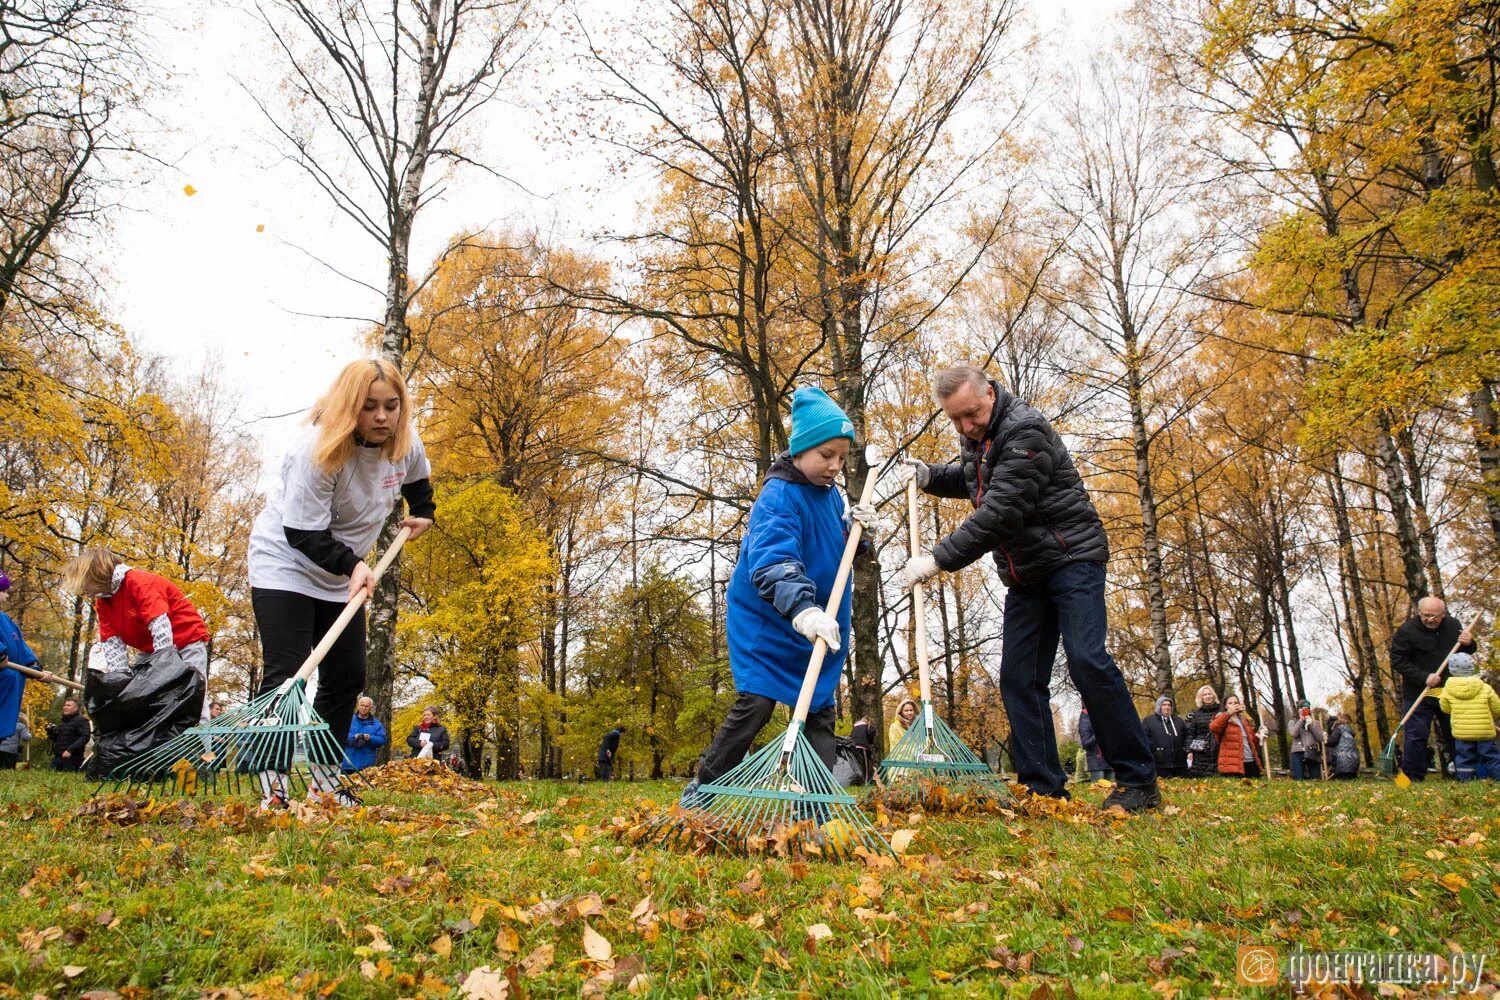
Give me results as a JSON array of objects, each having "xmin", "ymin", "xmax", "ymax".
[{"xmin": 248, "ymin": 428, "xmax": 431, "ymax": 602}]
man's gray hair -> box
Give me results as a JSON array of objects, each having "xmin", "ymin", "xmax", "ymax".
[{"xmin": 932, "ymin": 366, "xmax": 990, "ymax": 401}]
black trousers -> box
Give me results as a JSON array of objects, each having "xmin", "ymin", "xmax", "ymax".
[
  {"xmin": 1400, "ymin": 694, "xmax": 1455, "ymax": 782},
  {"xmin": 252, "ymin": 588, "xmax": 366, "ymax": 749},
  {"xmin": 696, "ymin": 692, "xmax": 837, "ymax": 784}
]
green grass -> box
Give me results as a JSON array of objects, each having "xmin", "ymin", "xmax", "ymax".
[{"xmin": 0, "ymin": 770, "xmax": 1495, "ymax": 998}]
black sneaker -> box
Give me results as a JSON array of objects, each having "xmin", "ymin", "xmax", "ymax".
[{"xmin": 1101, "ymin": 781, "xmax": 1162, "ymax": 814}]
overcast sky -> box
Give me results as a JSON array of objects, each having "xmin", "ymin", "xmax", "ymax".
[{"xmin": 97, "ymin": 0, "xmax": 1132, "ymax": 467}]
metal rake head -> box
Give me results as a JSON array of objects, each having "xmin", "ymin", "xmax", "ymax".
[
  {"xmin": 98, "ymin": 680, "xmax": 361, "ymax": 802},
  {"xmin": 647, "ymin": 726, "xmax": 891, "ymax": 861},
  {"xmin": 877, "ymin": 702, "xmax": 1010, "ymax": 812}
]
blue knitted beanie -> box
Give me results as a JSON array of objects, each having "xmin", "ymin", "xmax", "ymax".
[{"xmin": 788, "ymin": 387, "xmax": 855, "ymax": 455}]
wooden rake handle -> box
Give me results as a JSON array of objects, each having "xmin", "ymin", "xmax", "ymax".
[
  {"xmin": 1392, "ymin": 614, "xmax": 1480, "ymax": 732},
  {"xmin": 787, "ymin": 465, "xmax": 882, "ymax": 728},
  {"xmin": 290, "ymin": 526, "xmax": 412, "ymax": 687},
  {"xmin": 907, "ymin": 477, "xmax": 934, "ymax": 708},
  {"xmin": 2, "ymin": 661, "xmax": 84, "ymax": 692}
]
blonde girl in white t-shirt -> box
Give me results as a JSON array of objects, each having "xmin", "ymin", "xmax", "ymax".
[{"xmin": 246, "ymin": 359, "xmax": 434, "ymax": 806}]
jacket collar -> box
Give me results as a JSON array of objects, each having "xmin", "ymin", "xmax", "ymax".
[{"xmin": 766, "ymin": 452, "xmax": 815, "ymax": 486}]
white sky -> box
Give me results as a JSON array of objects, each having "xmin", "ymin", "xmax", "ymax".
[{"xmin": 99, "ymin": 0, "xmax": 1133, "ymax": 473}]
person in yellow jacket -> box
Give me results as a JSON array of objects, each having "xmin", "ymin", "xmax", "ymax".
[
  {"xmin": 888, "ymin": 698, "xmax": 917, "ymax": 749},
  {"xmin": 1438, "ymin": 653, "xmax": 1500, "ymax": 782}
]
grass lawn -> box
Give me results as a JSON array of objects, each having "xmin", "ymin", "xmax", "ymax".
[{"xmin": 0, "ymin": 766, "xmax": 1495, "ymax": 999}]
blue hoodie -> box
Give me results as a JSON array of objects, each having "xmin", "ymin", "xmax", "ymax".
[
  {"xmin": 343, "ymin": 713, "xmax": 388, "ymax": 772},
  {"xmin": 0, "ymin": 611, "xmax": 37, "ymax": 741},
  {"xmin": 725, "ymin": 454, "xmax": 852, "ymax": 711}
]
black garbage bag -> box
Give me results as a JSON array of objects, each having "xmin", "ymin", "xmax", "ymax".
[
  {"xmin": 83, "ymin": 646, "xmax": 205, "ymax": 779},
  {"xmin": 831, "ymin": 719, "xmax": 877, "ymax": 788}
]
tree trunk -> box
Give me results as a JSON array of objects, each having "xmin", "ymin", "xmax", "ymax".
[
  {"xmin": 1373, "ymin": 414, "xmax": 1429, "ymax": 610},
  {"xmin": 1125, "ymin": 344, "xmax": 1173, "ymax": 694},
  {"xmin": 1395, "ymin": 425, "xmax": 1444, "ymax": 599},
  {"xmin": 1466, "ymin": 381, "xmax": 1500, "ymax": 546},
  {"xmin": 1327, "ymin": 461, "xmax": 1390, "ymax": 747}
]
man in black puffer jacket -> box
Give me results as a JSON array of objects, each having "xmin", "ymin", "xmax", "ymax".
[
  {"xmin": 1390, "ymin": 596, "xmax": 1473, "ymax": 782},
  {"xmin": 895, "ymin": 366, "xmax": 1159, "ymax": 811}
]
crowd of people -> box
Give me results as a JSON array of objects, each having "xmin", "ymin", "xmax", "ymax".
[{"xmin": 1, "ymin": 361, "xmax": 1497, "ymax": 797}]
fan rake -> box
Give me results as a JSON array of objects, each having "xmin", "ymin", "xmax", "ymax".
[
  {"xmin": 97, "ymin": 528, "xmax": 411, "ymax": 804},
  {"xmin": 875, "ymin": 477, "xmax": 1010, "ymax": 813}
]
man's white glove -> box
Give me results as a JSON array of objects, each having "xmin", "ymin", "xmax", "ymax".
[
  {"xmin": 900, "ymin": 457, "xmax": 931, "ymax": 489},
  {"xmin": 849, "ymin": 503, "xmax": 889, "ymax": 537},
  {"xmin": 792, "ymin": 607, "xmax": 841, "ymax": 652},
  {"xmin": 895, "ymin": 553, "xmax": 940, "ymax": 590}
]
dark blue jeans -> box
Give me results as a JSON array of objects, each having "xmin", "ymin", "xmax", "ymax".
[
  {"xmin": 1001, "ymin": 560, "xmax": 1156, "ymax": 796},
  {"xmin": 1399, "ymin": 695, "xmax": 1454, "ymax": 782},
  {"xmin": 1454, "ymin": 739, "xmax": 1500, "ymax": 781}
]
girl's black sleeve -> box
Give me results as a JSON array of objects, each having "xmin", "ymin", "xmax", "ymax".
[
  {"xmin": 401, "ymin": 478, "xmax": 436, "ymax": 519},
  {"xmin": 284, "ymin": 528, "xmax": 361, "ymax": 576}
]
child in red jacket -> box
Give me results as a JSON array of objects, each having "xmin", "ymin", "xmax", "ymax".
[{"xmin": 61, "ymin": 549, "xmax": 211, "ymax": 699}]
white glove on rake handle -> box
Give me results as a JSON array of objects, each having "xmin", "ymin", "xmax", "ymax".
[{"xmin": 792, "ymin": 607, "xmax": 841, "ymax": 652}]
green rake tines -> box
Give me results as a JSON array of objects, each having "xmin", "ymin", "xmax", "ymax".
[
  {"xmin": 98, "ymin": 527, "xmax": 412, "ymax": 804},
  {"xmin": 876, "ymin": 477, "xmax": 1009, "ymax": 812},
  {"xmin": 98, "ymin": 678, "xmax": 357, "ymax": 801},
  {"xmin": 647, "ymin": 449, "xmax": 892, "ymax": 862},
  {"xmin": 653, "ymin": 718, "xmax": 892, "ymax": 860}
]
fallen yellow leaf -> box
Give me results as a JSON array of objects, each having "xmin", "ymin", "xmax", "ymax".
[{"xmin": 582, "ymin": 922, "xmax": 612, "ymax": 961}]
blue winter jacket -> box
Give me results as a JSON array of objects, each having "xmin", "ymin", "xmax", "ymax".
[
  {"xmin": 343, "ymin": 713, "xmax": 388, "ymax": 772},
  {"xmin": 725, "ymin": 455, "xmax": 852, "ymax": 711},
  {"xmin": 0, "ymin": 611, "xmax": 38, "ymax": 741}
]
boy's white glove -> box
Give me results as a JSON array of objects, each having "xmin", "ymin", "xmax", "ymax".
[
  {"xmin": 849, "ymin": 503, "xmax": 888, "ymax": 537},
  {"xmin": 792, "ymin": 607, "xmax": 841, "ymax": 652},
  {"xmin": 895, "ymin": 553, "xmax": 940, "ymax": 590},
  {"xmin": 899, "ymin": 457, "xmax": 931, "ymax": 489}
]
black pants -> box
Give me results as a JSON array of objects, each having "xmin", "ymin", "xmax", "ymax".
[
  {"xmin": 1399, "ymin": 695, "xmax": 1455, "ymax": 782},
  {"xmin": 0, "ymin": 751, "xmax": 17, "ymax": 769},
  {"xmin": 696, "ymin": 692, "xmax": 836, "ymax": 784},
  {"xmin": 252, "ymin": 588, "xmax": 366, "ymax": 749},
  {"xmin": 596, "ymin": 759, "xmax": 613, "ymax": 781}
]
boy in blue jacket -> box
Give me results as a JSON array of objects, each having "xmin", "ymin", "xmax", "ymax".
[{"xmin": 682, "ymin": 387, "xmax": 878, "ymax": 805}]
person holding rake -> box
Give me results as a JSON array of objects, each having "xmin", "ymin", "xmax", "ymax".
[
  {"xmin": 246, "ymin": 359, "xmax": 434, "ymax": 808},
  {"xmin": 895, "ymin": 366, "xmax": 1159, "ymax": 812},
  {"xmin": 680, "ymin": 387, "xmax": 881, "ymax": 807}
]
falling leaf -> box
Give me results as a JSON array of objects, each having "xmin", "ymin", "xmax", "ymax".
[
  {"xmin": 183, "ymin": 184, "xmax": 197, "ymax": 197},
  {"xmin": 431, "ymin": 933, "xmax": 453, "ymax": 958},
  {"xmin": 459, "ymin": 966, "xmax": 510, "ymax": 1000},
  {"xmin": 582, "ymin": 922, "xmax": 613, "ymax": 961},
  {"xmin": 255, "ymin": 224, "xmax": 265, "ymax": 233},
  {"xmin": 889, "ymin": 829, "xmax": 918, "ymax": 854},
  {"xmin": 520, "ymin": 942, "xmax": 554, "ymax": 977},
  {"xmin": 63, "ymin": 965, "xmax": 86, "ymax": 978}
]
